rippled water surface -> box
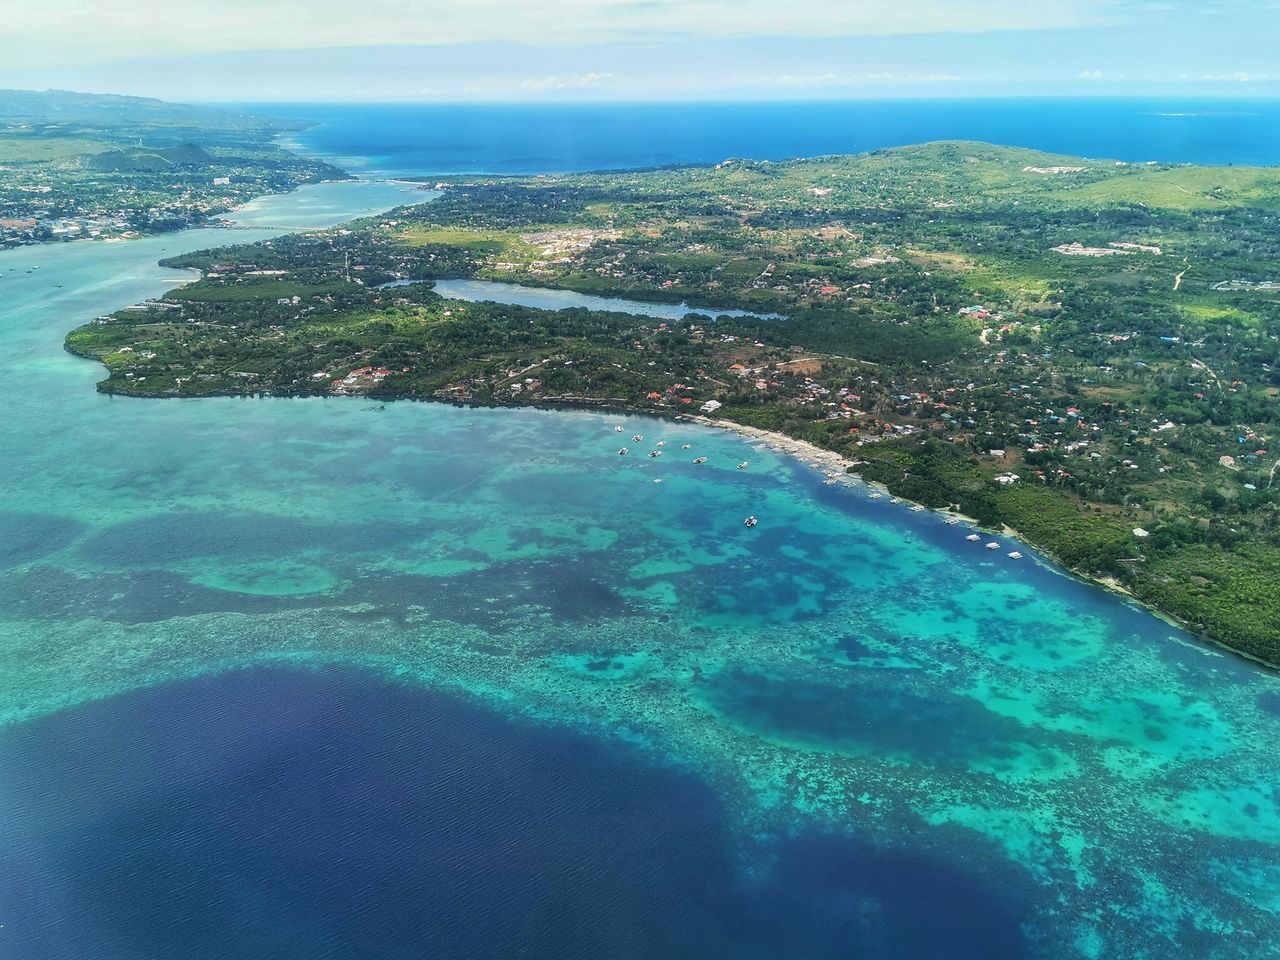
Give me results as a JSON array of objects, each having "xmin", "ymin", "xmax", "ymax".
[{"xmin": 2, "ymin": 177, "xmax": 1280, "ymax": 959}]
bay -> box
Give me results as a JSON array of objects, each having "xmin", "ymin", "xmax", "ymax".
[{"xmin": 1, "ymin": 134, "xmax": 1280, "ymax": 958}]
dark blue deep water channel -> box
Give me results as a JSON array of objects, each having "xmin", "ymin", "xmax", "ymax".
[{"xmin": 0, "ymin": 665, "xmax": 1028, "ymax": 960}]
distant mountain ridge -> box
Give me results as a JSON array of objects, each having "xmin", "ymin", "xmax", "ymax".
[{"xmin": 0, "ymin": 88, "xmax": 254, "ymax": 126}]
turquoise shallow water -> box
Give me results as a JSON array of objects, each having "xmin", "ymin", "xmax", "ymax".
[{"xmin": 3, "ymin": 179, "xmax": 1280, "ymax": 958}]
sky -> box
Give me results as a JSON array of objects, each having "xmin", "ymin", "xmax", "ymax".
[{"xmin": 0, "ymin": 0, "xmax": 1278, "ymax": 101}]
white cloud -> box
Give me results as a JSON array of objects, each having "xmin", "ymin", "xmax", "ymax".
[
  {"xmin": 0, "ymin": 0, "xmax": 1112, "ymax": 69},
  {"xmin": 758, "ymin": 71, "xmax": 960, "ymax": 88},
  {"xmin": 1078, "ymin": 69, "xmax": 1105, "ymax": 80},
  {"xmin": 520, "ymin": 72, "xmax": 615, "ymax": 92}
]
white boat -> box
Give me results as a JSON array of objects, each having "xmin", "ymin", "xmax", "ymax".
[
  {"xmin": 618, "ymin": 447, "xmax": 629, "ymax": 455},
  {"xmin": 657, "ymin": 440, "xmax": 667, "ymax": 447},
  {"xmin": 966, "ymin": 534, "xmax": 981, "ymax": 542},
  {"xmin": 910, "ymin": 504, "xmax": 925, "ymax": 512},
  {"xmin": 744, "ymin": 516, "xmax": 758, "ymax": 528},
  {"xmin": 681, "ymin": 444, "xmax": 692, "ymax": 450},
  {"xmin": 890, "ymin": 497, "xmax": 901, "ymax": 504},
  {"xmin": 653, "ymin": 478, "xmax": 663, "ymax": 484},
  {"xmin": 986, "ymin": 542, "xmax": 1001, "ymax": 550},
  {"xmin": 615, "ymin": 425, "xmax": 624, "ymax": 432},
  {"xmin": 869, "ymin": 493, "xmax": 883, "ymax": 500},
  {"xmin": 1007, "ymin": 551, "xmax": 1023, "ymax": 559},
  {"xmin": 632, "ymin": 434, "xmax": 644, "ymax": 442},
  {"xmin": 693, "ymin": 456, "xmax": 708, "ymax": 464},
  {"xmin": 737, "ymin": 461, "xmax": 749, "ymax": 469},
  {"xmin": 945, "ymin": 517, "xmax": 962, "ymax": 525},
  {"xmin": 649, "ymin": 450, "xmax": 663, "ymax": 458}
]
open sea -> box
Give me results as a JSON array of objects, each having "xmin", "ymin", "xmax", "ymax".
[
  {"xmin": 3, "ymin": 102, "xmax": 1280, "ymax": 959},
  {"xmin": 267, "ymin": 98, "xmax": 1280, "ymax": 175}
]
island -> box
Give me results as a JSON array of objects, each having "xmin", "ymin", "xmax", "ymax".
[
  {"xmin": 65, "ymin": 141, "xmax": 1280, "ymax": 664},
  {"xmin": 0, "ymin": 90, "xmax": 344, "ymax": 247}
]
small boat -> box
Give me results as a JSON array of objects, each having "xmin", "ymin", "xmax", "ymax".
[
  {"xmin": 889, "ymin": 497, "xmax": 901, "ymax": 504},
  {"xmin": 615, "ymin": 425, "xmax": 624, "ymax": 432},
  {"xmin": 649, "ymin": 450, "xmax": 663, "ymax": 458},
  {"xmin": 653, "ymin": 478, "xmax": 663, "ymax": 484},
  {"xmin": 986, "ymin": 542, "xmax": 1001, "ymax": 550},
  {"xmin": 910, "ymin": 504, "xmax": 925, "ymax": 512},
  {"xmin": 869, "ymin": 493, "xmax": 883, "ymax": 500},
  {"xmin": 824, "ymin": 478, "xmax": 837, "ymax": 485},
  {"xmin": 744, "ymin": 516, "xmax": 758, "ymax": 528},
  {"xmin": 966, "ymin": 534, "xmax": 981, "ymax": 542},
  {"xmin": 945, "ymin": 517, "xmax": 962, "ymax": 525},
  {"xmin": 681, "ymin": 444, "xmax": 692, "ymax": 450},
  {"xmin": 737, "ymin": 461, "xmax": 748, "ymax": 469},
  {"xmin": 657, "ymin": 440, "xmax": 667, "ymax": 447},
  {"xmin": 632, "ymin": 434, "xmax": 644, "ymax": 442},
  {"xmin": 618, "ymin": 447, "xmax": 629, "ymax": 455},
  {"xmin": 693, "ymin": 456, "xmax": 708, "ymax": 464},
  {"xmin": 1007, "ymin": 551, "xmax": 1023, "ymax": 559}
]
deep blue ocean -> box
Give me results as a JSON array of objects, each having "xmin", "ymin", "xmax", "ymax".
[
  {"xmin": 0, "ymin": 666, "xmax": 1029, "ymax": 960},
  {"xmin": 265, "ymin": 99, "xmax": 1280, "ymax": 175}
]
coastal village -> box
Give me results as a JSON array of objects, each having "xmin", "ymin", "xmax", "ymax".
[
  {"xmin": 64, "ymin": 141, "xmax": 1280, "ymax": 659},
  {"xmin": 0, "ymin": 102, "xmax": 342, "ymax": 248}
]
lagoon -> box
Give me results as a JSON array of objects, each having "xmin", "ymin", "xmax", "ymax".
[
  {"xmin": 2, "ymin": 177, "xmax": 1280, "ymax": 959},
  {"xmin": 431, "ymin": 277, "xmax": 785, "ymax": 321}
]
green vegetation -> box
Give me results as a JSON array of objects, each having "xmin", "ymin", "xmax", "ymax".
[
  {"xmin": 0, "ymin": 89, "xmax": 344, "ymax": 246},
  {"xmin": 66, "ymin": 141, "xmax": 1280, "ymax": 663}
]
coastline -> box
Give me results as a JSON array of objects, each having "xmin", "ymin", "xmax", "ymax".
[
  {"xmin": 51, "ymin": 135, "xmax": 1280, "ymax": 674},
  {"xmin": 56, "ymin": 337, "xmax": 1276, "ymax": 675},
  {"xmin": 2, "ymin": 128, "xmax": 350, "ymax": 254},
  {"xmin": 684, "ymin": 411, "xmax": 1280, "ymax": 672}
]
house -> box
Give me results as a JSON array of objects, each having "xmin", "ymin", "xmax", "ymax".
[{"xmin": 700, "ymin": 400, "xmax": 723, "ymax": 413}]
